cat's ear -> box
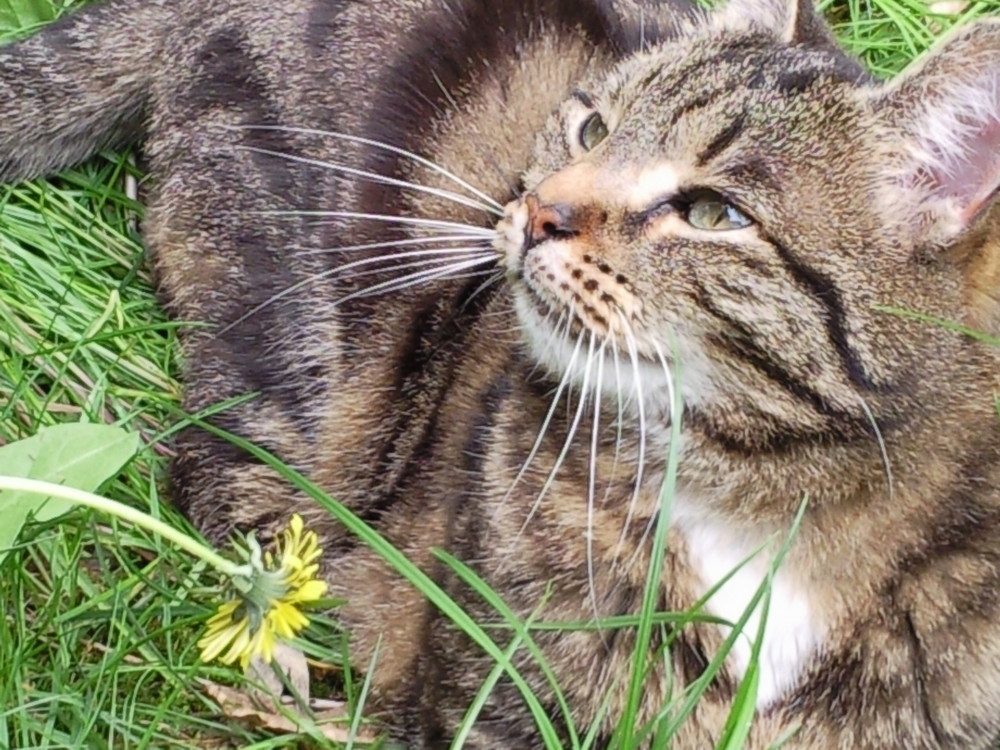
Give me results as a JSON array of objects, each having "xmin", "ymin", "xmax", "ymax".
[
  {"xmin": 874, "ymin": 20, "xmax": 1000, "ymax": 246},
  {"xmin": 606, "ymin": 0, "xmax": 706, "ymax": 51},
  {"xmin": 715, "ymin": 0, "xmax": 837, "ymax": 47}
]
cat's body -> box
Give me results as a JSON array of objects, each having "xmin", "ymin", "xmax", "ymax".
[{"xmin": 3, "ymin": 0, "xmax": 1000, "ymax": 747}]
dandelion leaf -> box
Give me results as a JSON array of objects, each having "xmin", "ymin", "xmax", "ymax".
[{"xmin": 0, "ymin": 423, "xmax": 138, "ymax": 563}]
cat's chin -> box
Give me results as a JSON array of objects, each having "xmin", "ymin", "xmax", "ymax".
[{"xmin": 511, "ymin": 288, "xmax": 718, "ymax": 417}]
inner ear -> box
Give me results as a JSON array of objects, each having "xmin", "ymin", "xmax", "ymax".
[
  {"xmin": 716, "ymin": 0, "xmax": 838, "ymax": 47},
  {"xmin": 874, "ymin": 20, "xmax": 1000, "ymax": 246}
]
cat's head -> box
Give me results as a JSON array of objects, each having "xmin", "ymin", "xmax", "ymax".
[{"xmin": 496, "ymin": 0, "xmax": 1000, "ymax": 442}]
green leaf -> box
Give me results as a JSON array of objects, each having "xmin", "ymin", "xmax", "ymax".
[
  {"xmin": 714, "ymin": 651, "xmax": 759, "ymax": 750},
  {"xmin": 0, "ymin": 423, "xmax": 138, "ymax": 563}
]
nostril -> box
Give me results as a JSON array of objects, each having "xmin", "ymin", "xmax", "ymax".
[{"xmin": 525, "ymin": 198, "xmax": 578, "ymax": 251}]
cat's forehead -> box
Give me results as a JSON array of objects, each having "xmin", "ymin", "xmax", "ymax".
[
  {"xmin": 607, "ymin": 32, "xmax": 866, "ymax": 102},
  {"xmin": 596, "ymin": 34, "xmax": 870, "ymax": 160}
]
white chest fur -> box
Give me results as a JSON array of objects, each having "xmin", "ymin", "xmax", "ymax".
[{"xmin": 672, "ymin": 499, "xmax": 824, "ymax": 709}]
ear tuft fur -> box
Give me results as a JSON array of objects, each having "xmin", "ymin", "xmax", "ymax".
[
  {"xmin": 876, "ymin": 20, "xmax": 1000, "ymax": 245},
  {"xmin": 715, "ymin": 0, "xmax": 838, "ymax": 48}
]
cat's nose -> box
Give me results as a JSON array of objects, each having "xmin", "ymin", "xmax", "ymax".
[{"xmin": 524, "ymin": 193, "xmax": 578, "ymax": 252}]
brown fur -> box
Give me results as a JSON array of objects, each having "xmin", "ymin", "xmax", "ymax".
[{"xmin": 2, "ymin": 0, "xmax": 1000, "ymax": 747}]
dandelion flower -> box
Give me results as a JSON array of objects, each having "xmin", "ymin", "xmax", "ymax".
[{"xmin": 198, "ymin": 514, "xmax": 327, "ymax": 668}]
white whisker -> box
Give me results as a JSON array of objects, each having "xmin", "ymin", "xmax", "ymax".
[
  {"xmin": 230, "ymin": 125, "xmax": 505, "ymax": 211},
  {"xmin": 375, "ymin": 267, "xmax": 496, "ymax": 293},
  {"xmin": 629, "ymin": 339, "xmax": 678, "ymax": 564},
  {"xmin": 650, "ymin": 339, "xmax": 678, "ymax": 426},
  {"xmin": 859, "ymin": 396, "xmax": 894, "ymax": 501},
  {"xmin": 218, "ymin": 253, "xmax": 493, "ymax": 335},
  {"xmin": 336, "ymin": 256, "xmax": 495, "ymax": 303},
  {"xmin": 237, "ymin": 145, "xmax": 502, "ymax": 217},
  {"xmin": 333, "ymin": 253, "xmax": 492, "ymax": 285},
  {"xmin": 601, "ymin": 339, "xmax": 626, "ymax": 512},
  {"xmin": 614, "ymin": 312, "xmax": 647, "ymax": 558},
  {"xmin": 460, "ymin": 270, "xmax": 505, "ymax": 312},
  {"xmin": 587, "ymin": 339, "xmax": 608, "ymax": 630},
  {"xmin": 297, "ymin": 234, "xmax": 490, "ymax": 256},
  {"xmin": 500, "ymin": 330, "xmax": 584, "ymax": 522},
  {"xmin": 328, "ymin": 247, "xmax": 493, "ymax": 277},
  {"xmin": 526, "ymin": 309, "xmax": 570, "ymax": 381},
  {"xmin": 259, "ymin": 209, "xmax": 495, "ymax": 237},
  {"xmin": 350, "ymin": 269, "xmax": 496, "ymax": 302},
  {"xmin": 519, "ymin": 329, "xmax": 597, "ymax": 537}
]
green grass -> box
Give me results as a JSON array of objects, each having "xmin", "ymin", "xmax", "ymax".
[{"xmin": 0, "ymin": 0, "xmax": 997, "ymax": 748}]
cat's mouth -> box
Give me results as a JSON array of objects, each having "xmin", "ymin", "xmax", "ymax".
[
  {"xmin": 495, "ymin": 199, "xmax": 705, "ymax": 410},
  {"xmin": 513, "ymin": 287, "xmax": 685, "ymax": 420},
  {"xmin": 495, "ymin": 197, "xmax": 643, "ymax": 342}
]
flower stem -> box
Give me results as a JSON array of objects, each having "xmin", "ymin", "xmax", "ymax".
[{"xmin": 0, "ymin": 476, "xmax": 250, "ymax": 578}]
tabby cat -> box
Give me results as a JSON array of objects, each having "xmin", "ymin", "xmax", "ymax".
[{"xmin": 2, "ymin": 0, "xmax": 1000, "ymax": 746}]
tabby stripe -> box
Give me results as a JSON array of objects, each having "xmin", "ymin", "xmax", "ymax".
[
  {"xmin": 721, "ymin": 157, "xmax": 780, "ymax": 194},
  {"xmin": 766, "ymin": 235, "xmax": 878, "ymax": 390},
  {"xmin": 773, "ymin": 66, "xmax": 822, "ymax": 95},
  {"xmin": 455, "ymin": 370, "xmax": 513, "ymax": 555},
  {"xmin": 786, "ymin": 642, "xmax": 865, "ymax": 724},
  {"xmin": 712, "ymin": 36, "xmax": 768, "ymax": 66},
  {"xmin": 634, "ymin": 36, "xmax": 761, "ymax": 118},
  {"xmin": 364, "ymin": 0, "xmax": 625, "ymax": 215},
  {"xmin": 900, "ymin": 436, "xmax": 1000, "ymax": 565},
  {"xmin": 622, "ymin": 55, "xmax": 700, "ymax": 111},
  {"xmin": 354, "ymin": 278, "xmax": 503, "ymax": 526},
  {"xmin": 636, "ymin": 35, "xmax": 761, "ymax": 94},
  {"xmin": 685, "ymin": 407, "xmax": 838, "ymax": 454},
  {"xmin": 691, "ymin": 279, "xmax": 865, "ymax": 427},
  {"xmin": 902, "ymin": 610, "xmax": 949, "ymax": 745},
  {"xmin": 662, "ymin": 89, "xmax": 728, "ymax": 134},
  {"xmin": 658, "ymin": 41, "xmax": 767, "ymax": 136},
  {"xmin": 891, "ymin": 437, "xmax": 1000, "ymax": 743},
  {"xmin": 695, "ymin": 112, "xmax": 747, "ymax": 167}
]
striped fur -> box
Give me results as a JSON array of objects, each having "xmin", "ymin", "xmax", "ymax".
[{"xmin": 2, "ymin": 0, "xmax": 1000, "ymax": 746}]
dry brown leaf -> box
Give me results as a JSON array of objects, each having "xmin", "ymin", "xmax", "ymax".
[
  {"xmin": 201, "ymin": 679, "xmax": 378, "ymax": 744},
  {"xmin": 247, "ymin": 643, "xmax": 312, "ymax": 709}
]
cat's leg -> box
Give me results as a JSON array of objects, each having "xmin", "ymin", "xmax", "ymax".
[{"xmin": 0, "ymin": 0, "xmax": 185, "ymax": 183}]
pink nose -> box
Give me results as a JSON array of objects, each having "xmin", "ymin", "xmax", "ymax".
[{"xmin": 524, "ymin": 193, "xmax": 577, "ymax": 251}]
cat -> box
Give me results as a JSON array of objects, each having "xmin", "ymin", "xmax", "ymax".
[{"xmin": 2, "ymin": 0, "xmax": 1000, "ymax": 746}]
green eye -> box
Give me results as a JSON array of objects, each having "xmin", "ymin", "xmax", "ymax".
[
  {"xmin": 686, "ymin": 195, "xmax": 752, "ymax": 230},
  {"xmin": 579, "ymin": 112, "xmax": 609, "ymax": 151}
]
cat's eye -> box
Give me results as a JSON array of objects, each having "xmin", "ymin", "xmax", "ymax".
[
  {"xmin": 685, "ymin": 194, "xmax": 752, "ymax": 231},
  {"xmin": 578, "ymin": 112, "xmax": 609, "ymax": 151}
]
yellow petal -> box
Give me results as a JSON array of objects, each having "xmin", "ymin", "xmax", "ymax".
[
  {"xmin": 268, "ymin": 613, "xmax": 295, "ymax": 640},
  {"xmin": 281, "ymin": 554, "xmax": 305, "ymax": 575},
  {"xmin": 198, "ymin": 601, "xmax": 248, "ymax": 664},
  {"xmin": 300, "ymin": 537, "xmax": 320, "ymax": 564},
  {"xmin": 198, "ymin": 625, "xmax": 236, "ymax": 664},
  {"xmin": 204, "ymin": 600, "xmax": 241, "ymax": 628},
  {"xmin": 243, "ymin": 621, "xmax": 277, "ymax": 668},
  {"xmin": 269, "ymin": 601, "xmax": 309, "ymax": 638},
  {"xmin": 299, "ymin": 563, "xmax": 320, "ymax": 580},
  {"xmin": 220, "ymin": 618, "xmax": 251, "ymax": 665},
  {"xmin": 291, "ymin": 579, "xmax": 327, "ymax": 602}
]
